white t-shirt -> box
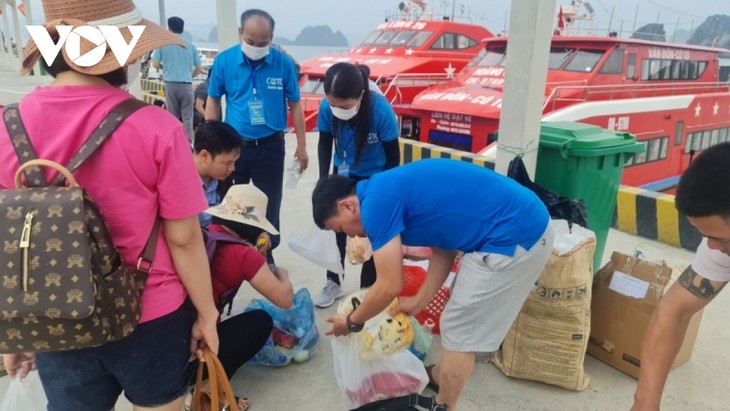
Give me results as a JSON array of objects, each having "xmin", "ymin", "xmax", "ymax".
[{"xmin": 691, "ymin": 239, "xmax": 730, "ymax": 281}]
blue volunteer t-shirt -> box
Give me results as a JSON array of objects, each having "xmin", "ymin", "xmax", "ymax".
[
  {"xmin": 198, "ymin": 177, "xmax": 220, "ymax": 227},
  {"xmin": 357, "ymin": 159, "xmax": 549, "ymax": 256},
  {"xmin": 317, "ymin": 92, "xmax": 398, "ymax": 178},
  {"xmin": 208, "ymin": 45, "xmax": 300, "ymax": 138}
]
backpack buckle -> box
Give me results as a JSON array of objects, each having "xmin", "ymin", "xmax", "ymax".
[{"xmin": 136, "ymin": 257, "xmax": 153, "ymax": 273}]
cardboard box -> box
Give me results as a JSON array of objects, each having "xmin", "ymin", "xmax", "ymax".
[{"xmin": 587, "ymin": 252, "xmax": 703, "ymax": 378}]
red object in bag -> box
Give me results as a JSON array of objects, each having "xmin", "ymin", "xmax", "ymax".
[
  {"xmin": 272, "ymin": 327, "xmax": 298, "ymax": 349},
  {"xmin": 345, "ymin": 371, "xmax": 424, "ymax": 406}
]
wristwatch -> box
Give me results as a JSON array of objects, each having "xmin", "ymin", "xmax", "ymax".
[{"xmin": 346, "ymin": 312, "xmax": 364, "ymax": 333}]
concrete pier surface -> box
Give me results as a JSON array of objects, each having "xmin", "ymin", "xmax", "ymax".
[{"xmin": 0, "ymin": 66, "xmax": 728, "ymax": 410}]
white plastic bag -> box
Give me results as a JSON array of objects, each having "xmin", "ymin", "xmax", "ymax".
[
  {"xmin": 332, "ymin": 289, "xmax": 428, "ymax": 409},
  {"xmin": 331, "ymin": 335, "xmax": 428, "ymax": 409},
  {"xmin": 287, "ymin": 227, "xmax": 344, "ymax": 276},
  {"xmin": 0, "ymin": 372, "xmax": 48, "ymax": 411}
]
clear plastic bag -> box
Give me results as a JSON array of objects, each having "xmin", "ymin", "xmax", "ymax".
[
  {"xmin": 288, "ymin": 227, "xmax": 344, "ymax": 276},
  {"xmin": 245, "ymin": 288, "xmax": 319, "ymax": 366},
  {"xmin": 346, "ymin": 236, "xmax": 373, "ymax": 265},
  {"xmin": 407, "ymin": 318, "xmax": 433, "ymax": 361},
  {"xmin": 285, "ymin": 158, "xmax": 302, "ymax": 189},
  {"xmin": 331, "ymin": 335, "xmax": 428, "ymax": 409},
  {"xmin": 333, "ymin": 289, "xmax": 428, "ymax": 409},
  {"xmin": 0, "ymin": 372, "xmax": 48, "ymax": 411}
]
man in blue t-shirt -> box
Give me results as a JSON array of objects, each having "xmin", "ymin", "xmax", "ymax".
[
  {"xmin": 313, "ymin": 158, "xmax": 555, "ymax": 410},
  {"xmin": 205, "ymin": 9, "xmax": 308, "ymax": 266}
]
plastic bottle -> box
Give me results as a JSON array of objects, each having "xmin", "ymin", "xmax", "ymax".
[{"xmin": 285, "ymin": 158, "xmax": 301, "ymax": 189}]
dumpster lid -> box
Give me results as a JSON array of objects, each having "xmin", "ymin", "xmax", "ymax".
[{"xmin": 539, "ymin": 121, "xmax": 644, "ymax": 157}]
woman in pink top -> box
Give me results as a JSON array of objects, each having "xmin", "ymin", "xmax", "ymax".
[{"xmin": 0, "ymin": 1, "xmax": 219, "ymax": 410}]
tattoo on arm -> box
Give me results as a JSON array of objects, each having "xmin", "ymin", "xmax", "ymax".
[{"xmin": 678, "ymin": 265, "xmax": 728, "ymax": 300}]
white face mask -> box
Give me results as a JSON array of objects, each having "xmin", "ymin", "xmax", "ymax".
[
  {"xmin": 331, "ymin": 100, "xmax": 360, "ymax": 121},
  {"xmin": 241, "ymin": 42, "xmax": 270, "ymax": 61}
]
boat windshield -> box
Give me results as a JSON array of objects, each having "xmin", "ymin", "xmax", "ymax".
[
  {"xmin": 362, "ymin": 31, "xmax": 381, "ymax": 44},
  {"xmin": 300, "ymin": 78, "xmax": 326, "ymax": 95},
  {"xmin": 470, "ymin": 47, "xmax": 506, "ymax": 67},
  {"xmin": 373, "ymin": 31, "xmax": 398, "ymax": 45},
  {"xmin": 361, "ymin": 30, "xmax": 432, "ymax": 47},
  {"xmin": 564, "ymin": 49, "xmax": 605, "ymax": 72},
  {"xmin": 391, "ymin": 31, "xmax": 417, "ymax": 46},
  {"xmin": 407, "ymin": 31, "xmax": 433, "ymax": 47},
  {"xmin": 548, "ymin": 48, "xmax": 575, "ymax": 69}
]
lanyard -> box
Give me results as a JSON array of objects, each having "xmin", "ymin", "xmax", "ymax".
[
  {"xmin": 250, "ymin": 70, "xmax": 257, "ymax": 99},
  {"xmin": 333, "ymin": 118, "xmax": 349, "ymax": 163}
]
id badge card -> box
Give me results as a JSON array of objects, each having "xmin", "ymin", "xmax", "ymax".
[
  {"xmin": 249, "ymin": 99, "xmax": 266, "ymax": 125},
  {"xmin": 338, "ymin": 161, "xmax": 350, "ymax": 177}
]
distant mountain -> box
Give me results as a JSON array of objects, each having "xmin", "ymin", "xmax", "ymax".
[
  {"xmin": 201, "ymin": 24, "xmax": 349, "ymax": 47},
  {"xmin": 688, "ymin": 15, "xmax": 730, "ymax": 49},
  {"xmin": 671, "ymin": 29, "xmax": 691, "ymax": 44},
  {"xmin": 632, "ymin": 23, "xmax": 666, "ymax": 42},
  {"xmin": 208, "ymin": 26, "xmax": 218, "ymax": 43},
  {"xmin": 276, "ymin": 25, "xmax": 349, "ymax": 47}
]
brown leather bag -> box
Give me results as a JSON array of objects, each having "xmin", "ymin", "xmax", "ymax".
[
  {"xmin": 0, "ymin": 99, "xmax": 158, "ymax": 354},
  {"xmin": 194, "ymin": 347, "xmax": 238, "ymax": 411}
]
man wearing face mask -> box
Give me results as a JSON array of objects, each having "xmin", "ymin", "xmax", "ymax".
[
  {"xmin": 206, "ymin": 8, "xmax": 308, "ymax": 267},
  {"xmin": 152, "ymin": 16, "xmax": 203, "ymax": 145},
  {"xmin": 314, "ymin": 62, "xmax": 400, "ymax": 308}
]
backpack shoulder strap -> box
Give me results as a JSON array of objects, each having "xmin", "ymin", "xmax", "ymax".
[
  {"xmin": 204, "ymin": 229, "xmax": 251, "ymax": 261},
  {"xmin": 3, "ymin": 103, "xmax": 47, "ymax": 187},
  {"xmin": 52, "ymin": 98, "xmax": 149, "ymax": 186}
]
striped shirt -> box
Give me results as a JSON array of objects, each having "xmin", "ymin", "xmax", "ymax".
[{"xmin": 151, "ymin": 35, "xmax": 201, "ymax": 83}]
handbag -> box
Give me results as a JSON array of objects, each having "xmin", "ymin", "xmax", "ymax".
[{"xmin": 194, "ymin": 347, "xmax": 238, "ymax": 411}]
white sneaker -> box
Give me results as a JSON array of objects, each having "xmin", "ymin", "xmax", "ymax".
[{"xmin": 314, "ymin": 279, "xmax": 345, "ymax": 308}]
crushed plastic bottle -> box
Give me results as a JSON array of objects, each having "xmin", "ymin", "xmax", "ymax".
[{"xmin": 285, "ymin": 158, "xmax": 302, "ymax": 189}]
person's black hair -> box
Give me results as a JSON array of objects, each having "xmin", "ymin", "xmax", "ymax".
[
  {"xmin": 211, "ymin": 216, "xmax": 263, "ymax": 245},
  {"xmin": 41, "ymin": 56, "xmax": 127, "ymax": 86},
  {"xmin": 240, "ymin": 9, "xmax": 275, "ymax": 34},
  {"xmin": 193, "ymin": 121, "xmax": 243, "ymax": 157},
  {"xmin": 167, "ymin": 17, "xmax": 184, "ymax": 34},
  {"xmin": 676, "ymin": 142, "xmax": 730, "ymax": 221},
  {"xmin": 312, "ymin": 175, "xmax": 358, "ymax": 229},
  {"xmin": 323, "ymin": 62, "xmax": 372, "ymax": 167}
]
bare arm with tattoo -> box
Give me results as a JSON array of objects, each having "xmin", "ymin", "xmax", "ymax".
[{"xmin": 631, "ymin": 266, "xmax": 727, "ymax": 411}]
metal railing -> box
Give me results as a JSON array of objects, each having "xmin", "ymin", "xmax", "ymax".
[
  {"xmin": 543, "ymin": 80, "xmax": 730, "ymax": 112},
  {"xmin": 378, "ymin": 72, "xmax": 452, "ymax": 104}
]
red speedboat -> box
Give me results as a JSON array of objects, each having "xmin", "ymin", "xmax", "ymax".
[
  {"xmin": 403, "ymin": 24, "xmax": 730, "ymax": 192},
  {"xmin": 293, "ymin": 4, "xmax": 493, "ymax": 131}
]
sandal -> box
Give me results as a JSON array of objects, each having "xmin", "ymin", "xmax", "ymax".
[
  {"xmin": 184, "ymin": 387, "xmax": 250, "ymax": 411},
  {"xmin": 425, "ymin": 364, "xmax": 440, "ymax": 393}
]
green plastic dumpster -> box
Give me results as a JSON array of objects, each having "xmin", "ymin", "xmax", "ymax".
[{"xmin": 534, "ymin": 121, "xmax": 645, "ymax": 272}]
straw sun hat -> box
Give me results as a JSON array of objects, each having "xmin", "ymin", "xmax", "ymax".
[
  {"xmin": 21, "ymin": 0, "xmax": 184, "ymax": 75},
  {"xmin": 206, "ymin": 184, "xmax": 279, "ymax": 235}
]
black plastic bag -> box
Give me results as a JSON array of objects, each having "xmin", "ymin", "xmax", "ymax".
[
  {"xmin": 507, "ymin": 156, "xmax": 589, "ymax": 229},
  {"xmin": 351, "ymin": 394, "xmax": 446, "ymax": 411}
]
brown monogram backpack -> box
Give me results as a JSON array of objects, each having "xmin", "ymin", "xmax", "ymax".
[{"xmin": 0, "ymin": 99, "xmax": 158, "ymax": 353}]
